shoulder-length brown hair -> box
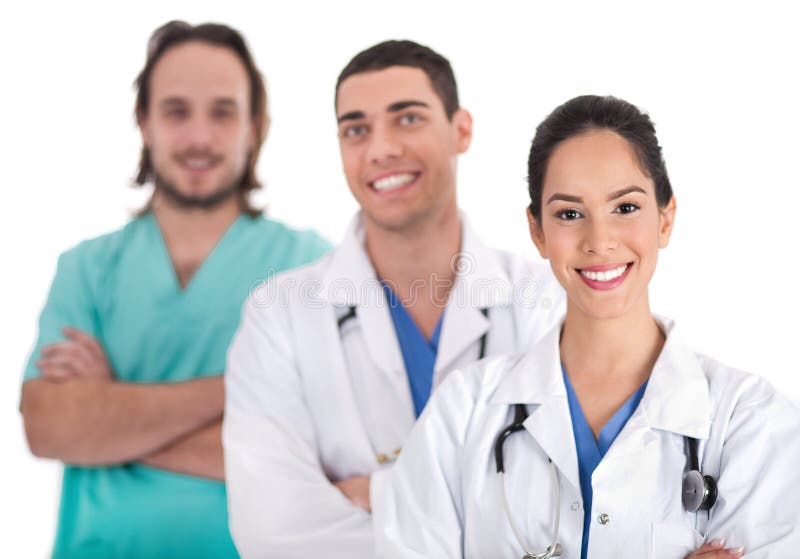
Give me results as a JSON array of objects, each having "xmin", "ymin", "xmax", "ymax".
[{"xmin": 133, "ymin": 21, "xmax": 269, "ymax": 217}]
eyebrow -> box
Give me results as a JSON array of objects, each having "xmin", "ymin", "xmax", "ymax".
[
  {"xmin": 546, "ymin": 185, "xmax": 647, "ymax": 205},
  {"xmin": 159, "ymin": 97, "xmax": 239, "ymax": 108},
  {"xmin": 388, "ymin": 100, "xmax": 429, "ymax": 112},
  {"xmin": 337, "ymin": 110, "xmax": 365, "ymax": 124},
  {"xmin": 337, "ymin": 100, "xmax": 430, "ymax": 124}
]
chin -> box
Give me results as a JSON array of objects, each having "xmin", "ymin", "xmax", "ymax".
[{"xmin": 569, "ymin": 294, "xmax": 636, "ymax": 321}]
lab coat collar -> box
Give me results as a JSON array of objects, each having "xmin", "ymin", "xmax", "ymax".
[
  {"xmin": 639, "ymin": 316, "xmax": 711, "ymax": 439},
  {"xmin": 435, "ymin": 214, "xmax": 514, "ymax": 373},
  {"xmin": 319, "ymin": 210, "xmax": 514, "ymax": 382},
  {"xmin": 487, "ymin": 315, "xmax": 711, "ymax": 492},
  {"xmin": 319, "ymin": 212, "xmax": 513, "ymax": 306},
  {"xmin": 320, "ymin": 213, "xmax": 378, "ymax": 307},
  {"xmin": 489, "ymin": 315, "xmax": 712, "ymax": 439}
]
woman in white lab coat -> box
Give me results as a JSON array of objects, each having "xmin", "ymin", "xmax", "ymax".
[{"xmin": 377, "ymin": 95, "xmax": 800, "ymax": 559}]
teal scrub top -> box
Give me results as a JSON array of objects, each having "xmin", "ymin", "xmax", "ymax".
[{"xmin": 22, "ymin": 212, "xmax": 332, "ymax": 559}]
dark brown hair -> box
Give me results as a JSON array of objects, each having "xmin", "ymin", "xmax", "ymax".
[
  {"xmin": 528, "ymin": 95, "xmax": 673, "ymax": 222},
  {"xmin": 336, "ymin": 40, "xmax": 459, "ymax": 119},
  {"xmin": 133, "ymin": 21, "xmax": 268, "ymax": 217}
]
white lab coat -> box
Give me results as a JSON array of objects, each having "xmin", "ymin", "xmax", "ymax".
[
  {"xmin": 223, "ymin": 213, "xmax": 565, "ymax": 559},
  {"xmin": 378, "ymin": 317, "xmax": 800, "ymax": 559}
]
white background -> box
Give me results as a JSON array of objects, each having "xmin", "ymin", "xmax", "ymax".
[{"xmin": 2, "ymin": 1, "xmax": 798, "ymax": 556}]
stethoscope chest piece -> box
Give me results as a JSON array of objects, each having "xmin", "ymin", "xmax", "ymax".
[
  {"xmin": 682, "ymin": 437, "xmax": 718, "ymax": 513},
  {"xmin": 682, "ymin": 469, "xmax": 718, "ymax": 513}
]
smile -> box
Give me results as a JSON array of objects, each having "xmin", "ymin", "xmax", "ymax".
[
  {"xmin": 178, "ymin": 155, "xmax": 221, "ymax": 172},
  {"xmin": 577, "ymin": 263, "xmax": 633, "ymax": 290},
  {"xmin": 369, "ymin": 172, "xmax": 419, "ymax": 192}
]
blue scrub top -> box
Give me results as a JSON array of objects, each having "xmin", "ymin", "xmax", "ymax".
[
  {"xmin": 381, "ymin": 283, "xmax": 444, "ymax": 417},
  {"xmin": 562, "ymin": 365, "xmax": 648, "ymax": 559}
]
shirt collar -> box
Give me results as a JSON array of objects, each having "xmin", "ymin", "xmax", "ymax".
[
  {"xmin": 489, "ymin": 315, "xmax": 711, "ymax": 439},
  {"xmin": 319, "ymin": 211, "xmax": 514, "ymax": 308}
]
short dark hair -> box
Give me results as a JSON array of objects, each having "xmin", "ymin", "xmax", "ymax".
[
  {"xmin": 335, "ymin": 40, "xmax": 460, "ymax": 119},
  {"xmin": 133, "ymin": 21, "xmax": 268, "ymax": 217},
  {"xmin": 527, "ymin": 95, "xmax": 673, "ymax": 222}
]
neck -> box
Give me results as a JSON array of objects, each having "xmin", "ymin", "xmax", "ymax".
[
  {"xmin": 152, "ymin": 193, "xmax": 241, "ymax": 246},
  {"xmin": 559, "ymin": 295, "xmax": 664, "ymax": 385},
  {"xmin": 363, "ymin": 203, "xmax": 462, "ymax": 338},
  {"xmin": 151, "ymin": 194, "xmax": 242, "ymax": 289}
]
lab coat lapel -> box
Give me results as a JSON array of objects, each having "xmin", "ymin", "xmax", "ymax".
[
  {"xmin": 320, "ymin": 215, "xmax": 409, "ymax": 400},
  {"xmin": 435, "ymin": 219, "xmax": 513, "ymax": 376},
  {"xmin": 489, "ymin": 323, "xmax": 582, "ymax": 493},
  {"xmin": 638, "ymin": 317, "xmax": 712, "ymax": 439}
]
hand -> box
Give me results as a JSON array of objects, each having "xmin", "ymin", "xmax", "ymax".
[
  {"xmin": 36, "ymin": 327, "xmax": 114, "ymax": 382},
  {"xmin": 684, "ymin": 539, "xmax": 744, "ymax": 558},
  {"xmin": 334, "ymin": 475, "xmax": 371, "ymax": 512}
]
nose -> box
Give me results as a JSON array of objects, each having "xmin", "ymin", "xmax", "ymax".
[
  {"xmin": 185, "ymin": 115, "xmax": 214, "ymax": 151},
  {"xmin": 365, "ymin": 123, "xmax": 402, "ymax": 165},
  {"xmin": 582, "ymin": 217, "xmax": 618, "ymax": 255}
]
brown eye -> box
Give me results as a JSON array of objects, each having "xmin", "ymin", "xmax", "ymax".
[
  {"xmin": 342, "ymin": 124, "xmax": 367, "ymax": 138},
  {"xmin": 556, "ymin": 208, "xmax": 582, "ymax": 221},
  {"xmin": 614, "ymin": 203, "xmax": 640, "ymax": 215}
]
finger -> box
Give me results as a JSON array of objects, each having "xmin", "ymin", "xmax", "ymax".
[
  {"xmin": 41, "ymin": 342, "xmax": 75, "ymax": 356},
  {"xmin": 36, "ymin": 355, "xmax": 82, "ymax": 376},
  {"xmin": 63, "ymin": 327, "xmax": 106, "ymax": 360},
  {"xmin": 37, "ymin": 361, "xmax": 77, "ymax": 381},
  {"xmin": 42, "ymin": 343, "xmax": 94, "ymax": 375},
  {"xmin": 686, "ymin": 547, "xmax": 744, "ymax": 559},
  {"xmin": 688, "ymin": 539, "xmax": 726, "ymax": 556}
]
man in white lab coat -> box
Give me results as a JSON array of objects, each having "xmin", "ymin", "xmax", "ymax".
[{"xmin": 222, "ymin": 40, "xmax": 564, "ymax": 558}]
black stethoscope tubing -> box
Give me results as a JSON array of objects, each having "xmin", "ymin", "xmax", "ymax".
[{"xmin": 337, "ymin": 305, "xmax": 490, "ymax": 360}]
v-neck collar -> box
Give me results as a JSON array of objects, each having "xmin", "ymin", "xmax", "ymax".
[
  {"xmin": 562, "ymin": 364, "xmax": 648, "ymax": 455},
  {"xmin": 146, "ymin": 212, "xmax": 247, "ymax": 295},
  {"xmin": 381, "ymin": 282, "xmax": 444, "ymax": 348}
]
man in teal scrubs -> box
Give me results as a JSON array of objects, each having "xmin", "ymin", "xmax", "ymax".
[{"xmin": 20, "ymin": 21, "xmax": 330, "ymax": 559}]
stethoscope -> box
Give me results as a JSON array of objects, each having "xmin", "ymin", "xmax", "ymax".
[
  {"xmin": 337, "ymin": 305, "xmax": 490, "ymax": 358},
  {"xmin": 494, "ymin": 404, "xmax": 718, "ymax": 559},
  {"xmin": 337, "ymin": 304, "xmax": 490, "ymax": 464}
]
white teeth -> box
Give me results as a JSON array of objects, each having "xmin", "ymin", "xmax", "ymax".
[
  {"xmin": 372, "ymin": 173, "xmax": 416, "ymax": 191},
  {"xmin": 580, "ymin": 264, "xmax": 628, "ymax": 282},
  {"xmin": 185, "ymin": 158, "xmax": 213, "ymax": 170}
]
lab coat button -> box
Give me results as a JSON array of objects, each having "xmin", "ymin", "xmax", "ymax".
[
  {"xmin": 571, "ymin": 501, "xmax": 581, "ymax": 511},
  {"xmin": 597, "ymin": 513, "xmax": 610, "ymax": 525}
]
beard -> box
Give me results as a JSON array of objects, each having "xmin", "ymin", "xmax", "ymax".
[{"xmin": 154, "ymin": 171, "xmax": 242, "ymax": 211}]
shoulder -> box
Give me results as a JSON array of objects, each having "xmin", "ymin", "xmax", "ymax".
[
  {"xmin": 428, "ymin": 353, "xmax": 528, "ymax": 416},
  {"xmin": 244, "ymin": 216, "xmax": 332, "ymax": 262},
  {"xmin": 53, "ymin": 220, "xmax": 142, "ymax": 284},
  {"xmin": 698, "ymin": 353, "xmax": 799, "ymax": 427}
]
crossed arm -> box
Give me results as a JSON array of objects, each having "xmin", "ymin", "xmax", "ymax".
[{"xmin": 21, "ymin": 327, "xmax": 225, "ymax": 480}]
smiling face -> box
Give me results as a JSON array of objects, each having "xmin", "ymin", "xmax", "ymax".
[
  {"xmin": 138, "ymin": 41, "xmax": 256, "ymax": 209},
  {"xmin": 529, "ymin": 129, "xmax": 676, "ymax": 320},
  {"xmin": 335, "ymin": 66, "xmax": 472, "ymax": 232}
]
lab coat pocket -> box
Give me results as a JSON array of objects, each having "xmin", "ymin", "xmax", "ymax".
[{"xmin": 650, "ymin": 522, "xmax": 704, "ymax": 559}]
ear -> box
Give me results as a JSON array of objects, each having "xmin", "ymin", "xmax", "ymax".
[
  {"xmin": 451, "ymin": 108, "xmax": 473, "ymax": 154},
  {"xmin": 527, "ymin": 207, "xmax": 548, "ymax": 259},
  {"xmin": 658, "ymin": 195, "xmax": 677, "ymax": 249}
]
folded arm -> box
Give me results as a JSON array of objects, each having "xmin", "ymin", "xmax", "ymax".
[
  {"xmin": 223, "ymin": 300, "xmax": 373, "ymax": 558},
  {"xmin": 22, "ymin": 373, "xmax": 224, "ymax": 466},
  {"xmin": 22, "ymin": 325, "xmax": 224, "ymax": 468},
  {"xmin": 703, "ymin": 382, "xmax": 800, "ymax": 556}
]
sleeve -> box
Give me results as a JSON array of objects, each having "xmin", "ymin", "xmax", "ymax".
[
  {"xmin": 704, "ymin": 381, "xmax": 800, "ymax": 556},
  {"xmin": 376, "ymin": 369, "xmax": 474, "ymax": 559},
  {"xmin": 22, "ymin": 245, "xmax": 99, "ymax": 382},
  {"xmin": 222, "ymin": 295, "xmax": 374, "ymax": 559}
]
